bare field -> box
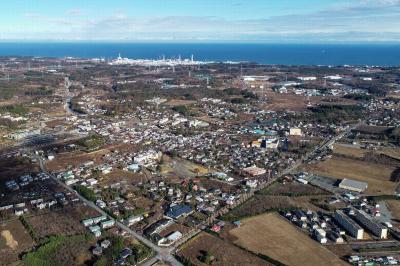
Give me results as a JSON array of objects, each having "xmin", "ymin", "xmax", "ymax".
[
  {"xmin": 222, "ymin": 194, "xmax": 329, "ymax": 222},
  {"xmin": 386, "ymin": 200, "xmax": 400, "ymax": 221},
  {"xmin": 262, "ymin": 92, "xmax": 309, "ymax": 111},
  {"xmin": 304, "ymin": 156, "xmax": 397, "ymax": 195},
  {"xmin": 261, "ymin": 182, "xmax": 330, "ymax": 196},
  {"xmin": 98, "ymin": 169, "xmax": 146, "ymax": 186},
  {"xmin": 333, "ymin": 144, "xmax": 367, "ymax": 159},
  {"xmin": 164, "ymin": 99, "xmax": 196, "ymax": 106},
  {"xmin": 177, "ymin": 232, "xmax": 271, "ymax": 266},
  {"xmin": 379, "ymin": 147, "xmax": 400, "ymax": 160},
  {"xmin": 0, "ymin": 157, "xmax": 38, "ymax": 181},
  {"xmin": 160, "ymin": 156, "xmax": 209, "ymax": 180},
  {"xmin": 229, "ymin": 213, "xmax": 348, "ymax": 266},
  {"xmin": 28, "ymin": 211, "xmax": 87, "ymax": 239},
  {"xmin": 261, "ymin": 92, "xmax": 356, "ymax": 112},
  {"xmin": 0, "ymin": 220, "xmax": 34, "ymax": 265},
  {"xmin": 46, "ymin": 143, "xmax": 137, "ymax": 171},
  {"xmin": 26, "ymin": 205, "xmax": 99, "ymax": 239}
]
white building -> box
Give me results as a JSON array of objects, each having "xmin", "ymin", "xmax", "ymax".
[
  {"xmin": 339, "ymin": 179, "xmax": 368, "ymax": 193},
  {"xmin": 289, "ymin": 128, "xmax": 302, "ymax": 136},
  {"xmin": 354, "ymin": 210, "xmax": 388, "ymax": 239},
  {"xmin": 298, "ymin": 76, "xmax": 317, "ymax": 81},
  {"xmin": 334, "ymin": 210, "xmax": 364, "ymax": 240},
  {"xmin": 134, "ymin": 150, "xmax": 162, "ymax": 167}
]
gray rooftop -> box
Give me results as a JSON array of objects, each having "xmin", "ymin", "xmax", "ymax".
[{"xmin": 339, "ymin": 179, "xmax": 368, "ymax": 191}]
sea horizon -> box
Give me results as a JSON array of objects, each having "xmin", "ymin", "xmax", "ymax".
[{"xmin": 0, "ymin": 42, "xmax": 399, "ymax": 66}]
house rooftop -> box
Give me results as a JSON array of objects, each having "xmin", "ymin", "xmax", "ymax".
[{"xmin": 166, "ymin": 204, "xmax": 193, "ymax": 219}]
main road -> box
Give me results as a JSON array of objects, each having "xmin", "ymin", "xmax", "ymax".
[{"xmin": 37, "ymin": 157, "xmax": 182, "ymax": 266}]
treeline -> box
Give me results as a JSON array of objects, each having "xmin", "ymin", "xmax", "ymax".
[
  {"xmin": 19, "ymin": 215, "xmax": 39, "ymax": 242},
  {"xmin": 0, "ymin": 104, "xmax": 28, "ymax": 115},
  {"xmin": 24, "ymin": 87, "xmax": 53, "ymax": 96},
  {"xmin": 70, "ymin": 98, "xmax": 87, "ymax": 114},
  {"xmin": 77, "ymin": 134, "xmax": 105, "ymax": 151},
  {"xmin": 93, "ymin": 237, "xmax": 153, "ymax": 266},
  {"xmin": 74, "ymin": 184, "xmax": 97, "ymax": 201},
  {"xmin": 343, "ymin": 93, "xmax": 373, "ymax": 101},
  {"xmin": 310, "ymin": 104, "xmax": 364, "ymax": 123},
  {"xmin": 0, "ymin": 118, "xmax": 23, "ymax": 129}
]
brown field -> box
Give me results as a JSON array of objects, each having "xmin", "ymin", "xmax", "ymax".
[
  {"xmin": 165, "ymin": 99, "xmax": 196, "ymax": 106},
  {"xmin": 222, "ymin": 194, "xmax": 329, "ymax": 221},
  {"xmin": 46, "ymin": 150, "xmax": 106, "ymax": 171},
  {"xmin": 262, "ymin": 92, "xmax": 309, "ymax": 111},
  {"xmin": 98, "ymin": 169, "xmax": 147, "ymax": 186},
  {"xmin": 379, "ymin": 147, "xmax": 400, "ymax": 160},
  {"xmin": 160, "ymin": 156, "xmax": 209, "ymax": 180},
  {"xmin": 27, "ymin": 204, "xmax": 99, "ymax": 240},
  {"xmin": 326, "ymin": 244, "xmax": 354, "ymax": 260},
  {"xmin": 46, "ymin": 143, "xmax": 137, "ymax": 171},
  {"xmin": 386, "ymin": 200, "xmax": 400, "ymax": 221},
  {"xmin": 28, "ymin": 211, "xmax": 87, "ymax": 239},
  {"xmin": 177, "ymin": 232, "xmax": 271, "ymax": 266},
  {"xmin": 45, "ymin": 119, "xmax": 67, "ymax": 128},
  {"xmin": 261, "ymin": 182, "xmax": 330, "ymax": 196},
  {"xmin": 304, "ymin": 156, "xmax": 397, "ymax": 195},
  {"xmin": 333, "ymin": 144, "xmax": 367, "ymax": 159},
  {"xmin": 0, "ymin": 157, "xmax": 38, "ymax": 181},
  {"xmin": 199, "ymin": 178, "xmax": 236, "ymax": 193},
  {"xmin": 0, "ymin": 220, "xmax": 34, "ymax": 265},
  {"xmin": 261, "ymin": 92, "xmax": 355, "ymax": 112},
  {"xmin": 229, "ymin": 213, "xmax": 348, "ymax": 266}
]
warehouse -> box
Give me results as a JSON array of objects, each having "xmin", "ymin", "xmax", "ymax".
[
  {"xmin": 334, "ymin": 210, "xmax": 364, "ymax": 240},
  {"xmin": 338, "ymin": 179, "xmax": 368, "ymax": 193},
  {"xmin": 354, "ymin": 210, "xmax": 388, "ymax": 239}
]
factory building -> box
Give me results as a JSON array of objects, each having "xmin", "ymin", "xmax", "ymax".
[
  {"xmin": 354, "ymin": 210, "xmax": 388, "ymax": 239},
  {"xmin": 334, "ymin": 210, "xmax": 364, "ymax": 240},
  {"xmin": 338, "ymin": 179, "xmax": 368, "ymax": 193}
]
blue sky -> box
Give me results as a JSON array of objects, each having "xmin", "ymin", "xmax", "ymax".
[{"xmin": 0, "ymin": 0, "xmax": 399, "ymax": 42}]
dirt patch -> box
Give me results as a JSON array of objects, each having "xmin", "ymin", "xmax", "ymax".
[
  {"xmin": 160, "ymin": 156, "xmax": 209, "ymax": 180},
  {"xmin": 229, "ymin": 212, "xmax": 347, "ymax": 266},
  {"xmin": 1, "ymin": 230, "xmax": 18, "ymax": 249}
]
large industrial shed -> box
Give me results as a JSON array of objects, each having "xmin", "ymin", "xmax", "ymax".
[{"xmin": 338, "ymin": 179, "xmax": 368, "ymax": 193}]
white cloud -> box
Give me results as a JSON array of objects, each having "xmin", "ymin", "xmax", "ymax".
[
  {"xmin": 8, "ymin": 2, "xmax": 400, "ymax": 42},
  {"xmin": 66, "ymin": 8, "xmax": 84, "ymax": 16}
]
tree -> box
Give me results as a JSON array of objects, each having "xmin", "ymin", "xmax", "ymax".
[{"xmin": 199, "ymin": 250, "xmax": 216, "ymax": 265}]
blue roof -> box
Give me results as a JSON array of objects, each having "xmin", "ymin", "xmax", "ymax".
[{"xmin": 166, "ymin": 204, "xmax": 192, "ymax": 219}]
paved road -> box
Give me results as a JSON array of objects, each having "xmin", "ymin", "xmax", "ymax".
[{"xmin": 37, "ymin": 157, "xmax": 182, "ymax": 266}]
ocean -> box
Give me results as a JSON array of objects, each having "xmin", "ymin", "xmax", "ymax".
[{"xmin": 0, "ymin": 42, "xmax": 399, "ymax": 66}]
